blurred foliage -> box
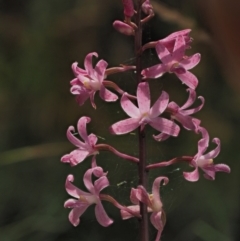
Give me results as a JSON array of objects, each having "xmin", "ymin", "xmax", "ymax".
[{"xmin": 0, "ymin": 0, "xmax": 239, "ymax": 241}]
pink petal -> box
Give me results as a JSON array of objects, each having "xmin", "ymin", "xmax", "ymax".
[
  {"xmin": 74, "ymin": 90, "xmax": 90, "ymax": 106},
  {"xmin": 150, "ymin": 117, "xmax": 180, "ymax": 136},
  {"xmin": 172, "ymin": 35, "xmax": 186, "ymax": 62},
  {"xmin": 95, "ymin": 202, "xmax": 113, "ymax": 227},
  {"xmin": 65, "ymin": 174, "xmax": 89, "ymax": 198},
  {"xmin": 135, "ymin": 186, "xmax": 152, "ymax": 207},
  {"xmin": 202, "ymin": 138, "xmax": 220, "ymax": 160},
  {"xmin": 174, "ymin": 113, "xmax": 197, "ymax": 130},
  {"xmin": 84, "ymin": 52, "xmax": 98, "ymax": 78},
  {"xmin": 183, "ymin": 167, "xmax": 199, "ymax": 182},
  {"xmin": 182, "ymin": 97, "xmax": 204, "ymax": 116},
  {"xmin": 121, "ymin": 94, "xmax": 140, "ymax": 118},
  {"xmin": 88, "ymin": 133, "xmax": 98, "ymax": 146},
  {"xmin": 94, "ymin": 59, "xmax": 108, "ymax": 82},
  {"xmin": 141, "ymin": 64, "xmax": 167, "ymax": 79},
  {"xmin": 214, "ymin": 163, "xmax": 231, "ymax": 173},
  {"xmin": 77, "ymin": 117, "xmax": 91, "ymax": 144},
  {"xmin": 152, "ymin": 132, "xmax": 170, "ymax": 142},
  {"xmin": 166, "ymin": 29, "xmax": 191, "ymax": 40},
  {"xmin": 152, "ymin": 177, "xmax": 168, "ymax": 209},
  {"xmin": 156, "ymin": 41, "xmax": 172, "ymax": 64},
  {"xmin": 99, "ymin": 86, "xmax": 118, "ymax": 102},
  {"xmin": 137, "ymin": 82, "xmax": 151, "ymax": 114},
  {"xmin": 68, "ymin": 206, "xmax": 89, "ymax": 227},
  {"xmin": 175, "ymin": 70, "xmax": 198, "ymax": 89},
  {"xmin": 109, "ymin": 118, "xmax": 140, "ymax": 135},
  {"xmin": 64, "ymin": 199, "xmax": 83, "ymax": 208},
  {"xmin": 180, "ymin": 88, "xmax": 196, "ymax": 110},
  {"xmin": 71, "ymin": 62, "xmax": 87, "ymax": 76},
  {"xmin": 150, "ymin": 212, "xmax": 163, "ymax": 231},
  {"xmin": 89, "ymin": 91, "xmax": 97, "ymax": 109},
  {"xmin": 61, "ymin": 150, "xmax": 89, "ymax": 166},
  {"xmin": 94, "ymin": 176, "xmax": 110, "ymax": 194},
  {"xmin": 130, "ymin": 188, "xmax": 140, "ymax": 205},
  {"xmin": 83, "ymin": 168, "xmax": 96, "ymax": 194},
  {"xmin": 180, "ymin": 53, "xmax": 201, "ymax": 70},
  {"xmin": 196, "ymin": 127, "xmax": 210, "ymax": 158},
  {"xmin": 149, "ymin": 91, "xmax": 169, "ymax": 118},
  {"xmin": 66, "ymin": 126, "xmax": 85, "ymax": 148}
]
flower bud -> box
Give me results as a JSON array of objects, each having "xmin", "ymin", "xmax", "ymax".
[
  {"xmin": 113, "ymin": 20, "xmax": 134, "ymax": 36},
  {"xmin": 122, "ymin": 0, "xmax": 134, "ymax": 18}
]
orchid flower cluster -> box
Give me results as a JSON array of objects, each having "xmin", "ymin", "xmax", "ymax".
[{"xmin": 61, "ymin": 1, "xmax": 230, "ymax": 240}]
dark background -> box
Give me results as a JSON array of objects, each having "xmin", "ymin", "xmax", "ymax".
[{"xmin": 0, "ymin": 0, "xmax": 239, "ymax": 241}]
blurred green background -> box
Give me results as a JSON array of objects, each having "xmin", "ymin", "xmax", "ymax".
[{"xmin": 0, "ymin": 0, "xmax": 239, "ymax": 241}]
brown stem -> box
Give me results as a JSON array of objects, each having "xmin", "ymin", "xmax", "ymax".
[
  {"xmin": 146, "ymin": 156, "xmax": 193, "ymax": 170},
  {"xmin": 95, "ymin": 144, "xmax": 139, "ymax": 163},
  {"xmin": 135, "ymin": 1, "xmax": 149, "ymax": 241}
]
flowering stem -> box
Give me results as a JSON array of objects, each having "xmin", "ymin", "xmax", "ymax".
[
  {"xmin": 135, "ymin": 1, "xmax": 149, "ymax": 241},
  {"xmin": 96, "ymin": 144, "xmax": 139, "ymax": 163},
  {"xmin": 146, "ymin": 156, "xmax": 193, "ymax": 170}
]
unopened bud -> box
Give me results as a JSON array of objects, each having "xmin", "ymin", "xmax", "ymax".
[
  {"xmin": 113, "ymin": 20, "xmax": 134, "ymax": 36},
  {"xmin": 122, "ymin": 0, "xmax": 134, "ymax": 18},
  {"xmin": 142, "ymin": 0, "xmax": 153, "ymax": 15}
]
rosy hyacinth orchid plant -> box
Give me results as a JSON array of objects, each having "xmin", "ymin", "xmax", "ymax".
[{"xmin": 61, "ymin": 1, "xmax": 230, "ymax": 241}]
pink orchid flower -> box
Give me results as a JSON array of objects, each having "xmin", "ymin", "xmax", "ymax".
[
  {"xmin": 109, "ymin": 82, "xmax": 180, "ymax": 137},
  {"xmin": 154, "ymin": 88, "xmax": 204, "ymax": 141},
  {"xmin": 166, "ymin": 88, "xmax": 204, "ymax": 130},
  {"xmin": 183, "ymin": 127, "xmax": 231, "ymax": 182},
  {"xmin": 70, "ymin": 52, "xmax": 118, "ymax": 108},
  {"xmin": 61, "ymin": 116, "xmax": 99, "ymax": 166},
  {"xmin": 64, "ymin": 167, "xmax": 113, "ymax": 227},
  {"xmin": 121, "ymin": 177, "xmax": 168, "ymax": 241},
  {"xmin": 141, "ymin": 35, "xmax": 201, "ymax": 89}
]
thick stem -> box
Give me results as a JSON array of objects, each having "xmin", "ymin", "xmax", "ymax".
[{"xmin": 135, "ymin": 1, "xmax": 149, "ymax": 241}]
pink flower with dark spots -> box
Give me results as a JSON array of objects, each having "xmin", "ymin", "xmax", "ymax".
[
  {"xmin": 64, "ymin": 167, "xmax": 113, "ymax": 227},
  {"xmin": 183, "ymin": 127, "xmax": 231, "ymax": 182},
  {"xmin": 61, "ymin": 116, "xmax": 99, "ymax": 166},
  {"xmin": 70, "ymin": 52, "xmax": 118, "ymax": 108},
  {"xmin": 141, "ymin": 35, "xmax": 201, "ymax": 89},
  {"xmin": 109, "ymin": 82, "xmax": 180, "ymax": 137},
  {"xmin": 121, "ymin": 177, "xmax": 168, "ymax": 241}
]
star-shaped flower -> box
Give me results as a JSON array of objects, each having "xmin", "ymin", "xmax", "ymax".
[
  {"xmin": 64, "ymin": 167, "xmax": 113, "ymax": 227},
  {"xmin": 61, "ymin": 116, "xmax": 99, "ymax": 166},
  {"xmin": 70, "ymin": 52, "xmax": 118, "ymax": 108},
  {"xmin": 109, "ymin": 82, "xmax": 180, "ymax": 137},
  {"xmin": 141, "ymin": 35, "xmax": 201, "ymax": 89},
  {"xmin": 183, "ymin": 127, "xmax": 231, "ymax": 181},
  {"xmin": 167, "ymin": 88, "xmax": 204, "ymax": 130}
]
